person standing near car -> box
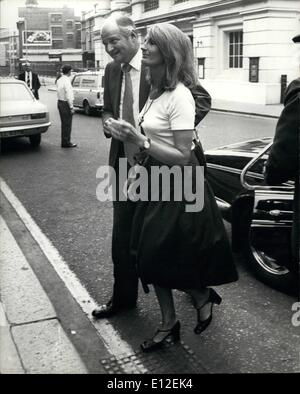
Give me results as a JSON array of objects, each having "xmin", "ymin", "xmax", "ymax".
[
  {"xmin": 92, "ymin": 15, "xmax": 212, "ymax": 319},
  {"xmin": 264, "ymin": 33, "xmax": 300, "ymax": 280},
  {"xmin": 18, "ymin": 61, "xmax": 41, "ymax": 100},
  {"xmin": 57, "ymin": 64, "xmax": 77, "ymax": 148}
]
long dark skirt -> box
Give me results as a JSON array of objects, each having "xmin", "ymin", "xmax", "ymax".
[{"xmin": 129, "ymin": 152, "xmax": 238, "ymax": 291}]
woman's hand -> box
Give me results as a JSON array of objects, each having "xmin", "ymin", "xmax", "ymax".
[
  {"xmin": 122, "ymin": 164, "xmax": 143, "ymax": 201},
  {"xmin": 105, "ymin": 118, "xmax": 142, "ymax": 145}
]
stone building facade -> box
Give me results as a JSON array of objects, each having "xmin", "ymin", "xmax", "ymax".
[{"xmin": 86, "ymin": 0, "xmax": 300, "ymax": 104}]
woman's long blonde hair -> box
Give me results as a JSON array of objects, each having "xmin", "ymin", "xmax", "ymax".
[{"xmin": 145, "ymin": 23, "xmax": 198, "ymax": 91}]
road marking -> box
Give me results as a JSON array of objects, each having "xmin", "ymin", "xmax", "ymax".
[{"xmin": 0, "ymin": 177, "xmax": 148, "ymax": 373}]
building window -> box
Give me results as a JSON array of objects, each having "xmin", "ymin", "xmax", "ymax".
[
  {"xmin": 52, "ymin": 40, "xmax": 63, "ymax": 49},
  {"xmin": 144, "ymin": 0, "xmax": 159, "ymax": 12},
  {"xmin": 67, "ymin": 33, "xmax": 73, "ymax": 42},
  {"xmin": 229, "ymin": 31, "xmax": 243, "ymax": 68},
  {"xmin": 66, "ymin": 20, "xmax": 74, "ymax": 29},
  {"xmin": 51, "ymin": 26, "xmax": 62, "ymax": 36},
  {"xmin": 50, "ymin": 14, "xmax": 62, "ymax": 24},
  {"xmin": 174, "ymin": 0, "xmax": 187, "ymax": 4}
]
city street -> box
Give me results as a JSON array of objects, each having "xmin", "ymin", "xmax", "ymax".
[{"xmin": 0, "ymin": 86, "xmax": 299, "ymax": 374}]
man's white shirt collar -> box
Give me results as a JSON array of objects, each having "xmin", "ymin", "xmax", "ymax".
[{"xmin": 121, "ymin": 48, "xmax": 142, "ymax": 71}]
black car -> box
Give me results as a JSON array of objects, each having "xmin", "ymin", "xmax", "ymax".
[{"xmin": 204, "ymin": 137, "xmax": 296, "ymax": 293}]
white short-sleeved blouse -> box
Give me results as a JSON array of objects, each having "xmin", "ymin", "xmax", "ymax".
[{"xmin": 138, "ymin": 82, "xmax": 195, "ymax": 147}]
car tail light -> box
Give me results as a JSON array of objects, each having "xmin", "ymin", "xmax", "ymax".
[
  {"xmin": 97, "ymin": 91, "xmax": 101, "ymax": 99},
  {"xmin": 31, "ymin": 113, "xmax": 46, "ymax": 119}
]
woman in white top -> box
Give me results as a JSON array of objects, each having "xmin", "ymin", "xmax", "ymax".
[{"xmin": 106, "ymin": 23, "xmax": 238, "ymax": 352}]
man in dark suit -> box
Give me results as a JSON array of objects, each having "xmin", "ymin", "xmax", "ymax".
[
  {"xmin": 92, "ymin": 16, "xmax": 212, "ymax": 318},
  {"xmin": 18, "ymin": 61, "xmax": 41, "ymax": 100},
  {"xmin": 265, "ymin": 33, "xmax": 300, "ymax": 276}
]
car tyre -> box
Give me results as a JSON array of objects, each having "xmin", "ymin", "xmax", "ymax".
[
  {"xmin": 29, "ymin": 134, "xmax": 41, "ymax": 147},
  {"xmin": 241, "ymin": 234, "xmax": 297, "ymax": 294},
  {"xmin": 83, "ymin": 101, "xmax": 91, "ymax": 116}
]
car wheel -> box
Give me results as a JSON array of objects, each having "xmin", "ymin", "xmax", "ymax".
[
  {"xmin": 83, "ymin": 101, "xmax": 91, "ymax": 116},
  {"xmin": 242, "ymin": 230, "xmax": 296, "ymax": 293},
  {"xmin": 29, "ymin": 134, "xmax": 41, "ymax": 147}
]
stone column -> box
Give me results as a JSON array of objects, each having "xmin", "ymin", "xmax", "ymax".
[
  {"xmin": 131, "ymin": 0, "xmax": 144, "ymax": 20},
  {"xmin": 93, "ymin": 1, "xmax": 111, "ymax": 70},
  {"xmin": 110, "ymin": 0, "xmax": 131, "ymax": 14},
  {"xmin": 193, "ymin": 18, "xmax": 215, "ymax": 79}
]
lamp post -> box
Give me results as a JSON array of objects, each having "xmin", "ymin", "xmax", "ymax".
[
  {"xmin": 24, "ymin": 18, "xmax": 28, "ymax": 61},
  {"xmin": 17, "ymin": 18, "xmax": 29, "ymax": 57}
]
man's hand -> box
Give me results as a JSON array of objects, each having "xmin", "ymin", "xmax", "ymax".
[
  {"xmin": 103, "ymin": 117, "xmax": 113, "ymax": 137},
  {"xmin": 70, "ymin": 107, "xmax": 75, "ymax": 115}
]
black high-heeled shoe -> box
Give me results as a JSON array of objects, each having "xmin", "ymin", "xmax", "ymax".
[
  {"xmin": 140, "ymin": 321, "xmax": 181, "ymax": 353},
  {"xmin": 194, "ymin": 289, "xmax": 222, "ymax": 335}
]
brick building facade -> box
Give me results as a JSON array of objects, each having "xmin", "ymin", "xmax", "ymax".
[{"xmin": 17, "ymin": 3, "xmax": 82, "ymax": 75}]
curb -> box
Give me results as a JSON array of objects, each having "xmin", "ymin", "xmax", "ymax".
[{"xmin": 211, "ymin": 107, "xmax": 280, "ymax": 119}]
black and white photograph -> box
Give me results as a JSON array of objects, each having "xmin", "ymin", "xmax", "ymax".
[{"xmin": 0, "ymin": 0, "xmax": 299, "ymax": 381}]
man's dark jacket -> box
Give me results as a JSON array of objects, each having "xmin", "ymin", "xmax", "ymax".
[
  {"xmin": 18, "ymin": 72, "xmax": 41, "ymax": 100},
  {"xmin": 102, "ymin": 60, "xmax": 211, "ymax": 168},
  {"xmin": 265, "ymin": 78, "xmax": 300, "ymax": 266}
]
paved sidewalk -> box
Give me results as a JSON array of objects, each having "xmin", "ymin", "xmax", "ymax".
[
  {"xmin": 0, "ymin": 216, "xmax": 87, "ymax": 374},
  {"xmin": 211, "ymin": 98, "xmax": 283, "ymax": 118}
]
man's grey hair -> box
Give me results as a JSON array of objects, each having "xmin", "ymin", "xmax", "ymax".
[{"xmin": 101, "ymin": 15, "xmax": 137, "ymax": 37}]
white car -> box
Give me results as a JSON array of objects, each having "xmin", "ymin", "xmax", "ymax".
[
  {"xmin": 0, "ymin": 78, "xmax": 51, "ymax": 147},
  {"xmin": 71, "ymin": 70, "xmax": 104, "ymax": 115}
]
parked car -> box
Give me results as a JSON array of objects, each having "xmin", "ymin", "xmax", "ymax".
[
  {"xmin": 71, "ymin": 70, "xmax": 104, "ymax": 115},
  {"xmin": 0, "ymin": 78, "xmax": 51, "ymax": 147},
  {"xmin": 204, "ymin": 137, "xmax": 297, "ymax": 293}
]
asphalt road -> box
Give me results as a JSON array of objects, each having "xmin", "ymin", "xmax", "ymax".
[{"xmin": 0, "ymin": 86, "xmax": 299, "ymax": 373}]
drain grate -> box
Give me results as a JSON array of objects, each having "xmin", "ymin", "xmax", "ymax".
[{"xmin": 100, "ymin": 341, "xmax": 207, "ymax": 374}]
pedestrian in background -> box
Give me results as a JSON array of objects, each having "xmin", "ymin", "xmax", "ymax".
[
  {"xmin": 57, "ymin": 64, "xmax": 77, "ymax": 148},
  {"xmin": 92, "ymin": 15, "xmax": 212, "ymax": 320},
  {"xmin": 265, "ymin": 33, "xmax": 300, "ymax": 277},
  {"xmin": 55, "ymin": 67, "xmax": 62, "ymax": 84},
  {"xmin": 18, "ymin": 61, "xmax": 41, "ymax": 99}
]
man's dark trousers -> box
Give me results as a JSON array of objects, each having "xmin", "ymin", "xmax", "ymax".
[
  {"xmin": 111, "ymin": 150, "xmax": 138, "ymax": 307},
  {"xmin": 57, "ymin": 100, "xmax": 73, "ymax": 146}
]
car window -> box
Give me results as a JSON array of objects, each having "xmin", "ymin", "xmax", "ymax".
[
  {"xmin": 244, "ymin": 147, "xmax": 294, "ymax": 187},
  {"xmin": 72, "ymin": 76, "xmax": 81, "ymax": 87},
  {"xmin": 81, "ymin": 76, "xmax": 97, "ymax": 88},
  {"xmin": 0, "ymin": 83, "xmax": 33, "ymax": 101},
  {"xmin": 250, "ymin": 154, "xmax": 269, "ymax": 175}
]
